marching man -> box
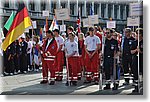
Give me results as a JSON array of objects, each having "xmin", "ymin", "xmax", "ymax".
[
  {"xmin": 40, "ymin": 30, "xmax": 58, "ymax": 85},
  {"xmin": 53, "ymin": 28, "xmax": 65, "ymax": 81},
  {"xmin": 64, "ymin": 32, "xmax": 79, "ymax": 86},
  {"xmin": 84, "ymin": 27, "xmax": 101, "ymax": 84}
]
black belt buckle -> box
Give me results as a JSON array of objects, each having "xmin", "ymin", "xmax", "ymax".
[{"xmin": 88, "ymin": 50, "xmax": 95, "ymax": 53}]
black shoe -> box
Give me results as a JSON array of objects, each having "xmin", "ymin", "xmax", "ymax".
[
  {"xmin": 84, "ymin": 80, "xmax": 91, "ymax": 84},
  {"xmin": 57, "ymin": 78, "xmax": 62, "ymax": 81},
  {"xmin": 65, "ymin": 81, "xmax": 72, "ymax": 86},
  {"xmin": 40, "ymin": 80, "xmax": 48, "ymax": 84},
  {"xmin": 132, "ymin": 86, "xmax": 139, "ymax": 92},
  {"xmin": 49, "ymin": 81, "xmax": 55, "ymax": 85},
  {"xmin": 72, "ymin": 81, "xmax": 77, "ymax": 86},
  {"xmin": 104, "ymin": 84, "xmax": 111, "ymax": 90},
  {"xmin": 112, "ymin": 84, "xmax": 119, "ymax": 90},
  {"xmin": 94, "ymin": 81, "xmax": 99, "ymax": 85},
  {"xmin": 123, "ymin": 81, "xmax": 129, "ymax": 85},
  {"xmin": 78, "ymin": 77, "xmax": 81, "ymax": 80}
]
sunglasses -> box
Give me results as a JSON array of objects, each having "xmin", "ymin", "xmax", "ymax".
[{"xmin": 106, "ymin": 32, "xmax": 110, "ymax": 34}]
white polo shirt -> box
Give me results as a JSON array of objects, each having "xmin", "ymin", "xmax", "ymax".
[
  {"xmin": 55, "ymin": 36, "xmax": 64, "ymax": 50},
  {"xmin": 84, "ymin": 35, "xmax": 101, "ymax": 51},
  {"xmin": 65, "ymin": 40, "xmax": 79, "ymax": 56}
]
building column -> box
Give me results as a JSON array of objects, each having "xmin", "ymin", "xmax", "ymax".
[
  {"xmin": 74, "ymin": 0, "xmax": 78, "ymax": 16},
  {"xmin": 104, "ymin": 4, "xmax": 108, "ymax": 18},
  {"xmin": 111, "ymin": 4, "xmax": 114, "ymax": 19},
  {"xmin": 25, "ymin": 0, "xmax": 29, "ymax": 10},
  {"xmin": 117, "ymin": 5, "xmax": 121, "ymax": 19},
  {"xmin": 56, "ymin": 0, "xmax": 61, "ymax": 9},
  {"xmin": 123, "ymin": 5, "xmax": 127, "ymax": 20},
  {"xmin": 92, "ymin": 2, "xmax": 94, "ymax": 15},
  {"xmin": 10, "ymin": 0, "xmax": 16, "ymax": 9},
  {"xmin": 67, "ymin": 0, "xmax": 70, "ymax": 9},
  {"xmin": 84, "ymin": 1, "xmax": 87, "ymax": 16},
  {"xmin": 82, "ymin": 1, "xmax": 86, "ymax": 17},
  {"xmin": 35, "ymin": 0, "xmax": 41, "ymax": 11},
  {"xmin": 98, "ymin": 3, "xmax": 102, "ymax": 18}
]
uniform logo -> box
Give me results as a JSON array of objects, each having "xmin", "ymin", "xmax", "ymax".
[
  {"xmin": 111, "ymin": 44, "xmax": 114, "ymax": 50},
  {"xmin": 57, "ymin": 40, "xmax": 59, "ymax": 43},
  {"xmin": 141, "ymin": 44, "xmax": 143, "ymax": 48},
  {"xmin": 93, "ymin": 39, "xmax": 95, "ymax": 42},
  {"xmin": 71, "ymin": 44, "xmax": 74, "ymax": 47},
  {"xmin": 129, "ymin": 40, "xmax": 132, "ymax": 45}
]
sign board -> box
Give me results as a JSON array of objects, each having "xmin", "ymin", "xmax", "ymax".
[
  {"xmin": 130, "ymin": 3, "xmax": 143, "ymax": 16},
  {"xmin": 42, "ymin": 11, "xmax": 49, "ymax": 17},
  {"xmin": 127, "ymin": 17, "xmax": 140, "ymax": 26},
  {"xmin": 107, "ymin": 21, "xmax": 116, "ymax": 28},
  {"xmin": 55, "ymin": 8, "xmax": 70, "ymax": 20},
  {"xmin": 32, "ymin": 21, "xmax": 37, "ymax": 29},
  {"xmin": 60, "ymin": 25, "xmax": 66, "ymax": 32},
  {"xmin": 83, "ymin": 18, "xmax": 89, "ymax": 27},
  {"xmin": 88, "ymin": 15, "xmax": 99, "ymax": 25}
]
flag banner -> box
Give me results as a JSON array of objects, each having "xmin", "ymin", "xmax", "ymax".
[
  {"xmin": 45, "ymin": 17, "xmax": 49, "ymax": 32},
  {"xmin": 2, "ymin": 2, "xmax": 32, "ymax": 51},
  {"xmin": 39, "ymin": 28, "xmax": 43, "ymax": 41},
  {"xmin": 107, "ymin": 21, "xmax": 116, "ymax": 28},
  {"xmin": 88, "ymin": 15, "xmax": 99, "ymax": 25},
  {"xmin": 49, "ymin": 16, "xmax": 59, "ymax": 31},
  {"xmin": 60, "ymin": 25, "xmax": 66, "ymax": 32},
  {"xmin": 129, "ymin": 2, "xmax": 143, "ymax": 16},
  {"xmin": 42, "ymin": 10, "xmax": 49, "ymax": 17},
  {"xmin": 3, "ymin": 12, "xmax": 15, "ymax": 37},
  {"xmin": 55, "ymin": 8, "xmax": 70, "ymax": 20},
  {"xmin": 82, "ymin": 18, "xmax": 89, "ymax": 27},
  {"xmin": 77, "ymin": 7, "xmax": 81, "ymax": 33},
  {"xmin": 127, "ymin": 17, "xmax": 140, "ymax": 26}
]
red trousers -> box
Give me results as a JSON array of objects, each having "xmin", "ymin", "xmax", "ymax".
[
  {"xmin": 85, "ymin": 51, "xmax": 99, "ymax": 81},
  {"xmin": 77, "ymin": 56, "xmax": 83, "ymax": 78},
  {"xmin": 42, "ymin": 59, "xmax": 55, "ymax": 81},
  {"xmin": 67, "ymin": 56, "xmax": 78, "ymax": 81},
  {"xmin": 55, "ymin": 51, "xmax": 64, "ymax": 80}
]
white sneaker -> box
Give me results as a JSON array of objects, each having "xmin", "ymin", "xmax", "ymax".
[
  {"xmin": 36, "ymin": 69, "xmax": 39, "ymax": 72},
  {"xmin": 4, "ymin": 72, "xmax": 9, "ymax": 75},
  {"xmin": 10, "ymin": 73, "xmax": 13, "ymax": 76},
  {"xmin": 14, "ymin": 72, "xmax": 18, "ymax": 75}
]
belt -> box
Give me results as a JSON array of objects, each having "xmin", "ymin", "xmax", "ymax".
[
  {"xmin": 123, "ymin": 53, "xmax": 130, "ymax": 56},
  {"xmin": 105, "ymin": 55, "xmax": 113, "ymax": 58},
  {"xmin": 88, "ymin": 50, "xmax": 95, "ymax": 53}
]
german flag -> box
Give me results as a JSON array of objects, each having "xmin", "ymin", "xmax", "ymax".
[{"xmin": 2, "ymin": 2, "xmax": 31, "ymax": 51}]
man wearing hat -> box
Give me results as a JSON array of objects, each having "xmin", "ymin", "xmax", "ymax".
[
  {"xmin": 84, "ymin": 27, "xmax": 101, "ymax": 84},
  {"xmin": 53, "ymin": 28, "xmax": 65, "ymax": 81},
  {"xmin": 40, "ymin": 30, "xmax": 58, "ymax": 85}
]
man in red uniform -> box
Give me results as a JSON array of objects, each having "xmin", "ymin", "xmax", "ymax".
[
  {"xmin": 40, "ymin": 30, "xmax": 58, "ymax": 85},
  {"xmin": 65, "ymin": 32, "xmax": 79, "ymax": 86},
  {"xmin": 84, "ymin": 27, "xmax": 101, "ymax": 84},
  {"xmin": 53, "ymin": 28, "xmax": 64, "ymax": 81}
]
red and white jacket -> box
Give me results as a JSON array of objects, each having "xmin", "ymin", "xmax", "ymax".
[{"xmin": 41, "ymin": 38, "xmax": 58, "ymax": 60}]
